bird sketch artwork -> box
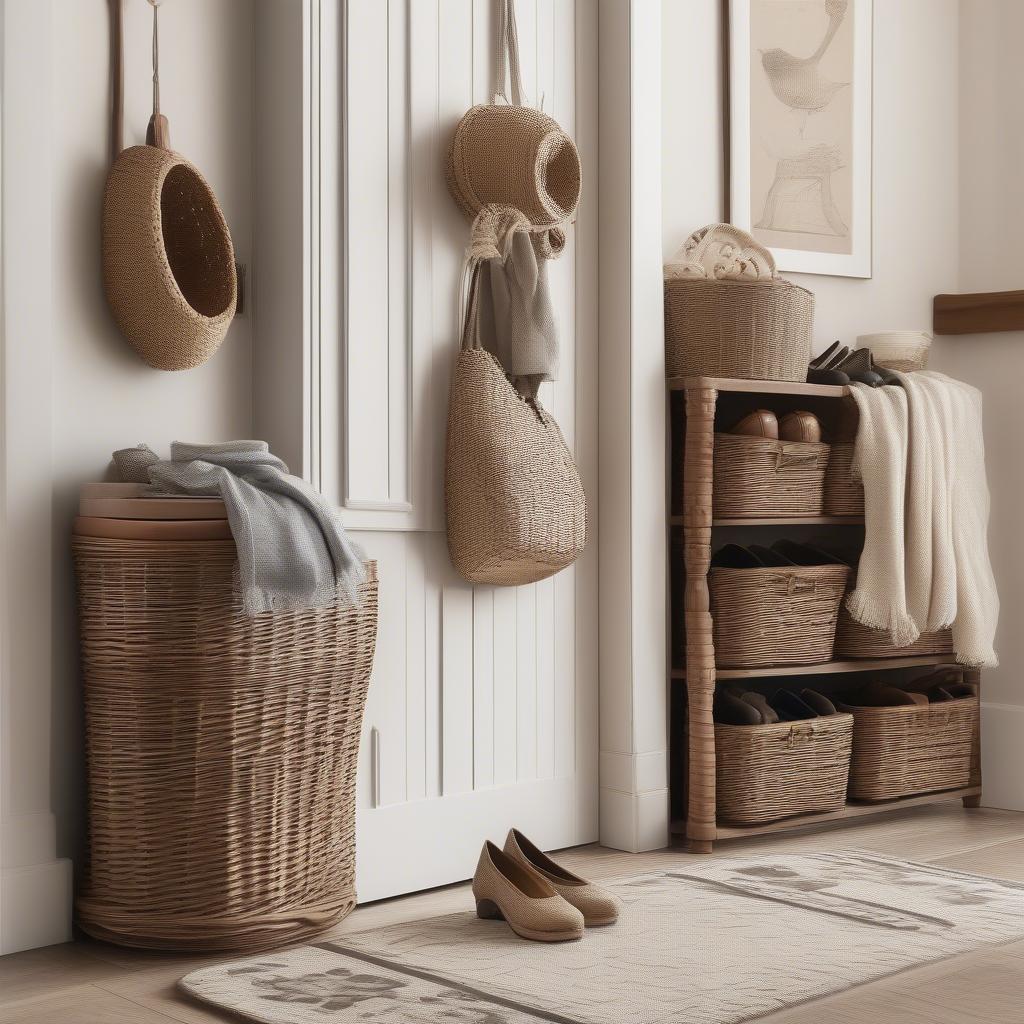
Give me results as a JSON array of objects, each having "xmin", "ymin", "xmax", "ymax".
[{"xmin": 749, "ymin": 0, "xmax": 857, "ymax": 256}]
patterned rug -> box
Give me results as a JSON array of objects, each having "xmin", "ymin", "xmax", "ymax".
[{"xmin": 180, "ymin": 852, "xmax": 1024, "ymax": 1024}]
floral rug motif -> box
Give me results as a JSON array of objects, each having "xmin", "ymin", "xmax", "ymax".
[{"xmin": 180, "ymin": 852, "xmax": 1024, "ymax": 1024}]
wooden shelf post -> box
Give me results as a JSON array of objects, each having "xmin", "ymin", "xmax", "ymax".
[{"xmin": 682, "ymin": 387, "xmax": 718, "ymax": 853}]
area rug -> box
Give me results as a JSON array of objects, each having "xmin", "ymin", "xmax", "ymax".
[{"xmin": 180, "ymin": 852, "xmax": 1024, "ymax": 1024}]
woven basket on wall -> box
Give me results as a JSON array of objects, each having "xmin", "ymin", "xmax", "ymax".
[
  {"xmin": 73, "ymin": 527, "xmax": 378, "ymax": 952},
  {"xmin": 716, "ymin": 715, "xmax": 853, "ymax": 825},
  {"xmin": 709, "ymin": 563, "xmax": 849, "ymax": 668},
  {"xmin": 102, "ymin": 1, "xmax": 237, "ymax": 370},
  {"xmin": 822, "ymin": 441, "xmax": 865, "ymax": 517},
  {"xmin": 710, "ymin": 434, "xmax": 830, "ymax": 518},
  {"xmin": 844, "ymin": 696, "xmax": 977, "ymax": 801},
  {"xmin": 664, "ymin": 225, "xmax": 814, "ymax": 381},
  {"xmin": 104, "ymin": 146, "xmax": 237, "ymax": 371}
]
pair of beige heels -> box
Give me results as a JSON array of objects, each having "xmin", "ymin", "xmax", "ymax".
[{"xmin": 472, "ymin": 829, "xmax": 621, "ymax": 942}]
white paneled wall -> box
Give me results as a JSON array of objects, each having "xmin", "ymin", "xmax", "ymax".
[{"xmin": 314, "ymin": 0, "xmax": 598, "ymax": 901}]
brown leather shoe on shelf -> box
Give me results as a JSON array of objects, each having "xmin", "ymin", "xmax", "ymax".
[
  {"xmin": 503, "ymin": 829, "xmax": 622, "ymax": 927},
  {"xmin": 472, "ymin": 840, "xmax": 584, "ymax": 942},
  {"xmin": 778, "ymin": 410, "xmax": 822, "ymax": 443},
  {"xmin": 730, "ymin": 409, "xmax": 779, "ymax": 439}
]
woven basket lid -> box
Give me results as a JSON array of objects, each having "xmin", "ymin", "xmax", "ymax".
[{"xmin": 79, "ymin": 483, "xmax": 226, "ymax": 521}]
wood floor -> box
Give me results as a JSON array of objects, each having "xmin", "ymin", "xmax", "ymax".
[{"xmin": 2, "ymin": 804, "xmax": 1023, "ymax": 1023}]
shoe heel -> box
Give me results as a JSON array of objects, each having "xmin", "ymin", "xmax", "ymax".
[{"xmin": 476, "ymin": 898, "xmax": 504, "ymax": 921}]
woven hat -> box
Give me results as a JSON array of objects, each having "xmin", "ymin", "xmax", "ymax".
[
  {"xmin": 445, "ymin": 0, "xmax": 580, "ymax": 258},
  {"xmin": 102, "ymin": 0, "xmax": 236, "ymax": 371}
]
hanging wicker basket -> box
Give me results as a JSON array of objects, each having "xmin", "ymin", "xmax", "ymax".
[{"xmin": 102, "ymin": 0, "xmax": 237, "ymax": 370}]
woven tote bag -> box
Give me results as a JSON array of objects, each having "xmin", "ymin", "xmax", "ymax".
[
  {"xmin": 446, "ymin": 265, "xmax": 586, "ymax": 585},
  {"xmin": 103, "ymin": 0, "xmax": 237, "ymax": 371},
  {"xmin": 446, "ymin": 0, "xmax": 580, "ymax": 258}
]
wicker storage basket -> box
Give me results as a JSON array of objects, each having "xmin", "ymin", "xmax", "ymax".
[
  {"xmin": 845, "ymin": 697, "xmax": 978, "ymax": 801},
  {"xmin": 73, "ymin": 525, "xmax": 378, "ymax": 952},
  {"xmin": 822, "ymin": 442, "xmax": 864, "ymax": 516},
  {"xmin": 664, "ymin": 225, "xmax": 814, "ymax": 381},
  {"xmin": 709, "ymin": 562, "xmax": 849, "ymax": 668},
  {"xmin": 711, "ymin": 434, "xmax": 830, "ymax": 517},
  {"xmin": 716, "ymin": 715, "xmax": 853, "ymax": 824},
  {"xmin": 835, "ymin": 610, "xmax": 954, "ymax": 658}
]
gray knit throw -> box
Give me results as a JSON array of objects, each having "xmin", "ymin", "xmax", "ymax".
[{"xmin": 145, "ymin": 441, "xmax": 366, "ymax": 615}]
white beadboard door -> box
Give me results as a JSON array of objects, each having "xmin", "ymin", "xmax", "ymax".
[{"xmin": 314, "ymin": 0, "xmax": 599, "ymax": 902}]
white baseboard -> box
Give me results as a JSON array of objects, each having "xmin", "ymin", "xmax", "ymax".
[
  {"xmin": 1, "ymin": 858, "xmax": 73, "ymax": 955},
  {"xmin": 981, "ymin": 702, "xmax": 1024, "ymax": 811},
  {"xmin": 599, "ymin": 786, "xmax": 669, "ymax": 853}
]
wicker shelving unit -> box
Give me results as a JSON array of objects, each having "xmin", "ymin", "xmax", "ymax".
[{"xmin": 668, "ymin": 375, "xmax": 982, "ymax": 853}]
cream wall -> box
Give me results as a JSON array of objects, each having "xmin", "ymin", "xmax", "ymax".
[
  {"xmin": 936, "ymin": 0, "xmax": 1024, "ymax": 806},
  {"xmin": 48, "ymin": 0, "xmax": 255, "ymax": 859},
  {"xmin": 662, "ymin": 0, "xmax": 961, "ymax": 338}
]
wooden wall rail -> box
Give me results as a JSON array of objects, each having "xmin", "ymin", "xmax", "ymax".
[{"xmin": 933, "ymin": 289, "xmax": 1024, "ymax": 335}]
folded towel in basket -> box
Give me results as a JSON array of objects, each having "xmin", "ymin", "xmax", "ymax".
[
  {"xmin": 847, "ymin": 372, "xmax": 998, "ymax": 667},
  {"xmin": 140, "ymin": 441, "xmax": 366, "ymax": 616}
]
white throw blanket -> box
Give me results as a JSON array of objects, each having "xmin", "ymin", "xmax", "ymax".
[
  {"xmin": 847, "ymin": 372, "xmax": 998, "ymax": 666},
  {"xmin": 143, "ymin": 441, "xmax": 366, "ymax": 616}
]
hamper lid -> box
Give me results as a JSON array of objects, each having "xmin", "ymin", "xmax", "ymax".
[
  {"xmin": 79, "ymin": 482, "xmax": 226, "ymax": 521},
  {"xmin": 73, "ymin": 515, "xmax": 232, "ymax": 541}
]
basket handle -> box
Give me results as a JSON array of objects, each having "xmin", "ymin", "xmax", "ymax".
[
  {"xmin": 766, "ymin": 573, "xmax": 820, "ymax": 596},
  {"xmin": 776, "ymin": 444, "xmax": 821, "ymax": 471},
  {"xmin": 664, "ymin": 223, "xmax": 777, "ymax": 282},
  {"xmin": 785, "ymin": 723, "xmax": 815, "ymax": 747},
  {"xmin": 493, "ymin": 0, "xmax": 527, "ymax": 106}
]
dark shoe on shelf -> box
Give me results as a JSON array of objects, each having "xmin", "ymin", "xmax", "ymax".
[
  {"xmin": 715, "ymin": 689, "xmax": 764, "ymax": 725},
  {"xmin": 801, "ymin": 688, "xmax": 839, "ymax": 716},
  {"xmin": 740, "ymin": 691, "xmax": 780, "ymax": 724},
  {"xmin": 770, "ymin": 690, "xmax": 820, "ymax": 722}
]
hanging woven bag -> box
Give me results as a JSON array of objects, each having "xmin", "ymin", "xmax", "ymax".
[
  {"xmin": 445, "ymin": 262, "xmax": 587, "ymax": 586},
  {"xmin": 446, "ymin": 0, "xmax": 580, "ymax": 258},
  {"xmin": 102, "ymin": 0, "xmax": 237, "ymax": 371}
]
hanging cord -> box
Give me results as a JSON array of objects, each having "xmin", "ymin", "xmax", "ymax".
[
  {"xmin": 109, "ymin": 0, "xmax": 124, "ymax": 160},
  {"xmin": 493, "ymin": 0, "xmax": 525, "ymax": 106},
  {"xmin": 150, "ymin": 0, "xmax": 161, "ymax": 117},
  {"xmin": 145, "ymin": 0, "xmax": 170, "ymax": 149}
]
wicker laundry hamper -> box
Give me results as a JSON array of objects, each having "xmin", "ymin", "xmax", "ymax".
[
  {"xmin": 103, "ymin": 0, "xmax": 237, "ymax": 370},
  {"xmin": 664, "ymin": 225, "xmax": 814, "ymax": 381},
  {"xmin": 73, "ymin": 511, "xmax": 378, "ymax": 952}
]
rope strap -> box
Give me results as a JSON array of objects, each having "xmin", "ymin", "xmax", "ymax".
[{"xmin": 493, "ymin": 0, "xmax": 526, "ymax": 106}]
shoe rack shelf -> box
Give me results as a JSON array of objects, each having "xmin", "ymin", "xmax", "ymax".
[{"xmin": 668, "ymin": 375, "xmax": 982, "ymax": 853}]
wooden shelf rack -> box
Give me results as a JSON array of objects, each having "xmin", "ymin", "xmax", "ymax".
[{"xmin": 668, "ymin": 375, "xmax": 982, "ymax": 853}]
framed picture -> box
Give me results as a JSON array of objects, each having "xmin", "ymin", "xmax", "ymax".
[{"xmin": 728, "ymin": 0, "xmax": 872, "ymax": 278}]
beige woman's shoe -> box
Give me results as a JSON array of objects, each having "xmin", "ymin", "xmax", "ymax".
[
  {"xmin": 472, "ymin": 840, "xmax": 584, "ymax": 942},
  {"xmin": 503, "ymin": 829, "xmax": 622, "ymax": 926}
]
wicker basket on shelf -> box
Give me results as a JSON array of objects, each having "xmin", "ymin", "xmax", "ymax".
[
  {"xmin": 73, "ymin": 523, "xmax": 378, "ymax": 952},
  {"xmin": 822, "ymin": 441, "xmax": 864, "ymax": 516},
  {"xmin": 716, "ymin": 715, "xmax": 853, "ymax": 825},
  {"xmin": 711, "ymin": 434, "xmax": 830, "ymax": 518},
  {"xmin": 835, "ymin": 565, "xmax": 954, "ymax": 658},
  {"xmin": 835, "ymin": 611, "xmax": 954, "ymax": 658},
  {"xmin": 709, "ymin": 561, "xmax": 849, "ymax": 667},
  {"xmin": 664, "ymin": 224, "xmax": 814, "ymax": 381},
  {"xmin": 844, "ymin": 696, "xmax": 977, "ymax": 801}
]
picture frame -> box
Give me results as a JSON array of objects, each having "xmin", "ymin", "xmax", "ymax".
[{"xmin": 728, "ymin": 0, "xmax": 873, "ymax": 278}]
